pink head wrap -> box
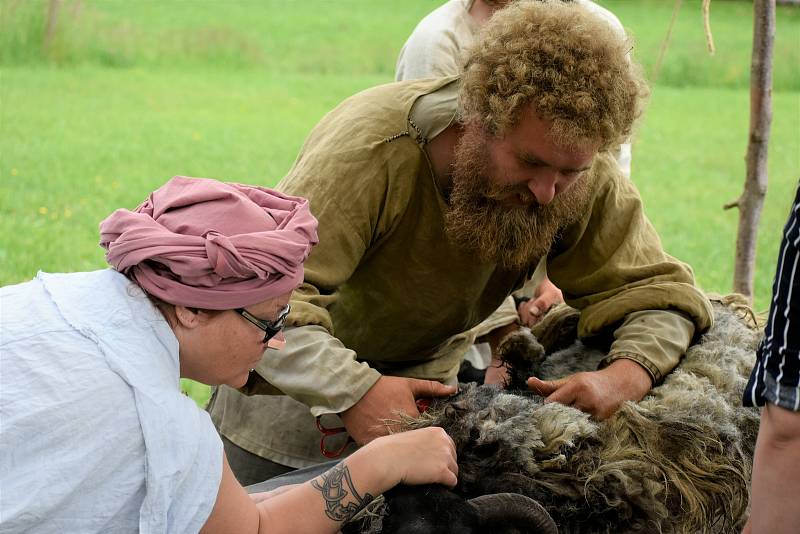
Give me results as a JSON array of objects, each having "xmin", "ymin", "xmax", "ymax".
[{"xmin": 99, "ymin": 176, "xmax": 318, "ymax": 310}]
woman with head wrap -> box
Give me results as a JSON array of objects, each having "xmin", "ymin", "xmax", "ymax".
[{"xmin": 0, "ymin": 176, "xmax": 458, "ymax": 533}]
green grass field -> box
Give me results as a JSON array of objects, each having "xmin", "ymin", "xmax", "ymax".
[{"xmin": 2, "ymin": 1, "xmax": 799, "ymax": 404}]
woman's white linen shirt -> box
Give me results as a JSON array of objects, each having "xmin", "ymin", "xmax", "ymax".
[{"xmin": 0, "ymin": 269, "xmax": 222, "ymax": 533}]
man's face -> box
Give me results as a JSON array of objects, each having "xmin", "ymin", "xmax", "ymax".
[{"xmin": 444, "ymin": 109, "xmax": 597, "ymax": 270}]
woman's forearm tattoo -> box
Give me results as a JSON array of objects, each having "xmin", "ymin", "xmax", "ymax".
[{"xmin": 311, "ymin": 462, "xmax": 375, "ymax": 522}]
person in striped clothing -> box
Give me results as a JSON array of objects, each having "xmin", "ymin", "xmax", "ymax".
[{"xmin": 742, "ymin": 181, "xmax": 800, "ymax": 534}]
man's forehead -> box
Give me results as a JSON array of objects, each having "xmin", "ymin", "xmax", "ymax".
[
  {"xmin": 517, "ymin": 143, "xmax": 597, "ymax": 171},
  {"xmin": 497, "ymin": 111, "xmax": 599, "ymax": 168}
]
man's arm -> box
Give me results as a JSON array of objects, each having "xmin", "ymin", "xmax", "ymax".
[
  {"xmin": 257, "ymin": 325, "xmax": 455, "ymax": 445},
  {"xmin": 254, "ymin": 325, "xmax": 380, "ymax": 414},
  {"xmin": 269, "ymin": 158, "xmax": 458, "ymax": 442},
  {"xmin": 255, "ymin": 94, "xmax": 458, "ymax": 442},
  {"xmin": 524, "ymin": 312, "xmax": 695, "ymax": 420},
  {"xmin": 547, "ymin": 158, "xmax": 712, "ymax": 338},
  {"xmin": 522, "ymin": 309, "xmax": 693, "ymax": 419},
  {"xmin": 524, "ymin": 157, "xmax": 711, "ymax": 418}
]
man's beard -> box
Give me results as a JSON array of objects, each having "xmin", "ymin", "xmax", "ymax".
[{"xmin": 444, "ymin": 127, "xmax": 592, "ymax": 270}]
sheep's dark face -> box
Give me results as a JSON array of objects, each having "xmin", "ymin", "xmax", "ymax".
[
  {"xmin": 380, "ymin": 485, "xmax": 480, "ymax": 534},
  {"xmin": 378, "ymin": 484, "xmax": 558, "ymax": 534}
]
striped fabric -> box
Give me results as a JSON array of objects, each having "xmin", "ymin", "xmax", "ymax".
[{"xmin": 744, "ymin": 181, "xmax": 800, "ymax": 411}]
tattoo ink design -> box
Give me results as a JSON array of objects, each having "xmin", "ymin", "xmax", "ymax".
[{"xmin": 311, "ymin": 462, "xmax": 375, "ymax": 522}]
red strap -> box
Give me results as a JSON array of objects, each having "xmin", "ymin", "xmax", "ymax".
[{"xmin": 416, "ymin": 398, "xmax": 431, "ymax": 413}]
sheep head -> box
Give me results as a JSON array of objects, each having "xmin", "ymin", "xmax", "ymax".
[{"xmin": 378, "ymin": 485, "xmax": 557, "ymax": 534}]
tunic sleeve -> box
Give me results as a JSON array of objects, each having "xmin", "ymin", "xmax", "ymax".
[
  {"xmin": 253, "ymin": 325, "xmax": 381, "ymax": 415},
  {"xmin": 602, "ymin": 309, "xmax": 695, "ymax": 383},
  {"xmin": 252, "ymin": 97, "xmax": 421, "ymax": 413}
]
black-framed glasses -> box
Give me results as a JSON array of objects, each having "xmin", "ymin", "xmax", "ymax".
[{"xmin": 235, "ymin": 304, "xmax": 291, "ymax": 345}]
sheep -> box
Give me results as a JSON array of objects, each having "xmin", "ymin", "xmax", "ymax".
[{"xmin": 345, "ymin": 297, "xmax": 760, "ymax": 534}]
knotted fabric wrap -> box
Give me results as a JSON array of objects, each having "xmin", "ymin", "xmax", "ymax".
[{"xmin": 99, "ymin": 176, "xmax": 318, "ymax": 310}]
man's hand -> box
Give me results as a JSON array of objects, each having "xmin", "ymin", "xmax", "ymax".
[
  {"xmin": 340, "ymin": 376, "xmax": 457, "ymax": 445},
  {"xmin": 517, "ymin": 276, "xmax": 563, "ymax": 327},
  {"xmin": 526, "ymin": 358, "xmax": 652, "ymax": 420}
]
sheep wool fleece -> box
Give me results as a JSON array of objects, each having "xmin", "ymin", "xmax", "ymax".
[
  {"xmin": 351, "ymin": 298, "xmax": 761, "ymax": 533},
  {"xmin": 210, "ymin": 77, "xmax": 713, "ymax": 468}
]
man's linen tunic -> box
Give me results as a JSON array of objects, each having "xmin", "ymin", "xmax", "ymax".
[
  {"xmin": 394, "ymin": 0, "xmax": 635, "ymax": 360},
  {"xmin": 210, "ymin": 77, "xmax": 713, "ymax": 468}
]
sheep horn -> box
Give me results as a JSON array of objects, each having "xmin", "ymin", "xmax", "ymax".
[{"xmin": 468, "ymin": 493, "xmax": 558, "ymax": 534}]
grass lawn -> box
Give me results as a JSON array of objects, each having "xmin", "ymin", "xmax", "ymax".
[
  {"xmin": 1, "ymin": 1, "xmax": 799, "ymax": 406},
  {"xmin": 3, "ymin": 67, "xmax": 797, "ymax": 305},
  {"xmin": 635, "ymin": 86, "xmax": 799, "ymax": 305}
]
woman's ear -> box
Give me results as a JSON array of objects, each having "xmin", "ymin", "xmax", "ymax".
[{"xmin": 174, "ymin": 305, "xmax": 203, "ymax": 329}]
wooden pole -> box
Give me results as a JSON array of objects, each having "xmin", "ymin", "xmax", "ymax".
[
  {"xmin": 651, "ymin": 0, "xmax": 682, "ymax": 83},
  {"xmin": 724, "ymin": 0, "xmax": 775, "ymax": 300},
  {"xmin": 43, "ymin": 0, "xmax": 62, "ymax": 54}
]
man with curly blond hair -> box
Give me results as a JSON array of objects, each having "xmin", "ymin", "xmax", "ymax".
[
  {"xmin": 396, "ymin": 0, "xmax": 635, "ymax": 378},
  {"xmin": 209, "ymin": 0, "xmax": 713, "ymax": 485}
]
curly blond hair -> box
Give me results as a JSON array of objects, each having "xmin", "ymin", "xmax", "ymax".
[{"xmin": 459, "ymin": 0, "xmax": 648, "ymax": 149}]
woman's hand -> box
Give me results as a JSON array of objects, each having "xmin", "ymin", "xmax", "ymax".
[
  {"xmin": 359, "ymin": 427, "xmax": 458, "ymax": 489},
  {"xmin": 203, "ymin": 429, "xmax": 458, "ymax": 534}
]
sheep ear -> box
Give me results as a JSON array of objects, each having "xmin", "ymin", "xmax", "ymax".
[{"xmin": 468, "ymin": 493, "xmax": 558, "ymax": 534}]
